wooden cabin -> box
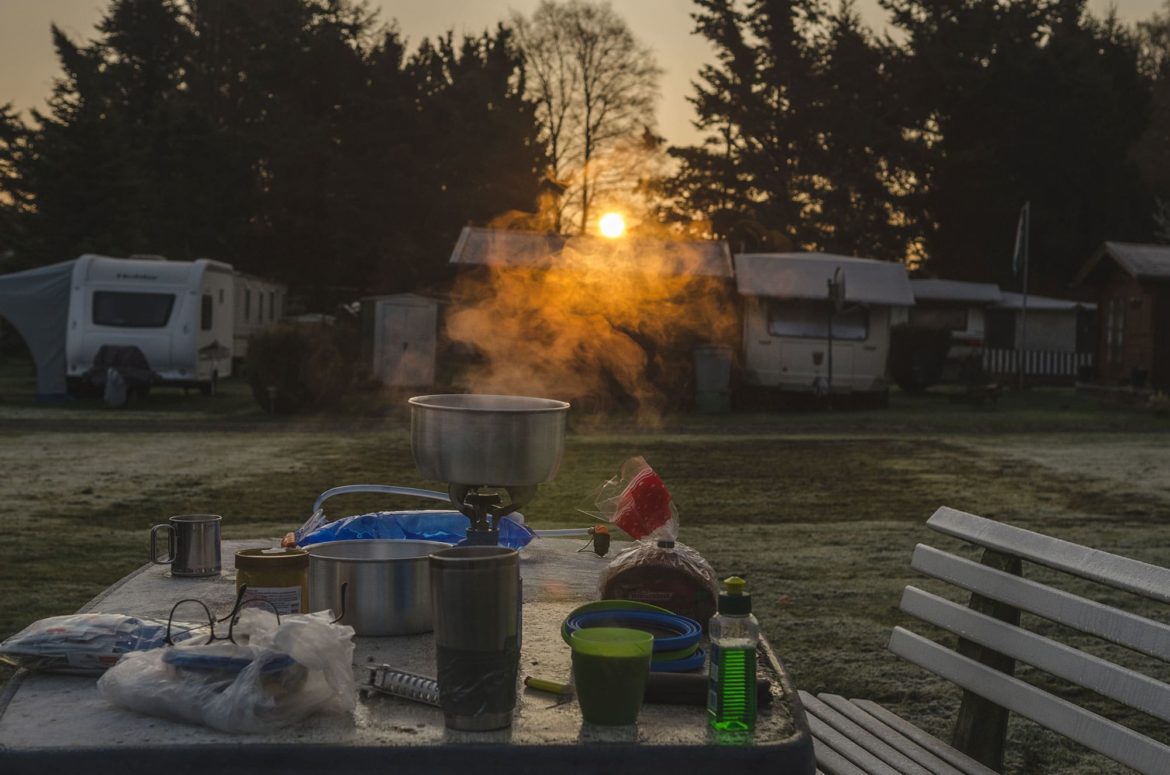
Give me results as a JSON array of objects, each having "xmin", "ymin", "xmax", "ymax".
[{"xmin": 1072, "ymin": 241, "xmax": 1170, "ymax": 388}]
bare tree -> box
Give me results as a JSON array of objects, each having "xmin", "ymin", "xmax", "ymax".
[{"xmin": 512, "ymin": 1, "xmax": 661, "ymax": 233}]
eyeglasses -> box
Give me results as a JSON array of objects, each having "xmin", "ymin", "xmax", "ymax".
[{"xmin": 164, "ymin": 584, "xmax": 281, "ymax": 646}]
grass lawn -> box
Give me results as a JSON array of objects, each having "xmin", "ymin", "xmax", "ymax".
[{"xmin": 1, "ymin": 359, "xmax": 1169, "ymax": 772}]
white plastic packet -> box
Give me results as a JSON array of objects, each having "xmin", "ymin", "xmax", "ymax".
[
  {"xmin": 0, "ymin": 613, "xmax": 199, "ymax": 675},
  {"xmin": 97, "ymin": 608, "xmax": 356, "ymax": 733}
]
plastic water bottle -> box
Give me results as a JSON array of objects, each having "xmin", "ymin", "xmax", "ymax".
[{"xmin": 707, "ymin": 576, "xmax": 759, "ymax": 731}]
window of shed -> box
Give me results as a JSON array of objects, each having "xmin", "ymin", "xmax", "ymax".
[{"xmin": 768, "ymin": 300, "xmax": 868, "ymax": 341}]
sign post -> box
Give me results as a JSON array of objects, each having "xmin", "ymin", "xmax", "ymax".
[{"xmin": 826, "ymin": 267, "xmax": 845, "ymax": 407}]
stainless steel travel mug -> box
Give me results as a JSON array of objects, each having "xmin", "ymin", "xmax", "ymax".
[
  {"xmin": 150, "ymin": 514, "xmax": 222, "ymax": 577},
  {"xmin": 429, "ymin": 546, "xmax": 520, "ymax": 731}
]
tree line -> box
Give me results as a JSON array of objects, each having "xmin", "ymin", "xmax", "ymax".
[
  {"xmin": 2, "ymin": 0, "xmax": 1170, "ymax": 300},
  {"xmin": 666, "ymin": 0, "xmax": 1164, "ymax": 294},
  {"xmin": 0, "ymin": 0, "xmax": 544, "ymax": 306}
]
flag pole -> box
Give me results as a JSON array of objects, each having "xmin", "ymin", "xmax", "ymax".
[{"xmin": 1016, "ymin": 201, "xmax": 1031, "ymax": 390}]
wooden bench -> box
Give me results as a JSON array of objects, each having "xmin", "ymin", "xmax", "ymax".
[{"xmin": 799, "ymin": 506, "xmax": 1170, "ymax": 774}]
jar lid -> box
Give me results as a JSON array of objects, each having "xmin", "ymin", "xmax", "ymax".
[{"xmin": 235, "ymin": 547, "xmax": 309, "ymax": 572}]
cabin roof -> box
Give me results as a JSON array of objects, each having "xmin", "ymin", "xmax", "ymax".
[
  {"xmin": 1073, "ymin": 241, "xmax": 1170, "ymax": 286},
  {"xmin": 448, "ymin": 226, "xmax": 734, "ymax": 278}
]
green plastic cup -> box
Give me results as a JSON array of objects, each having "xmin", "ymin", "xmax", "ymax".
[{"xmin": 570, "ymin": 627, "xmax": 654, "ymax": 725}]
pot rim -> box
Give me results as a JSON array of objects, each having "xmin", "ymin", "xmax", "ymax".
[
  {"xmin": 306, "ymin": 538, "xmax": 452, "ymax": 562},
  {"xmin": 409, "ymin": 394, "xmax": 570, "ymax": 413}
]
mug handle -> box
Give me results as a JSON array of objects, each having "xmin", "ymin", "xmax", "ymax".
[{"xmin": 150, "ymin": 524, "xmax": 175, "ymax": 564}]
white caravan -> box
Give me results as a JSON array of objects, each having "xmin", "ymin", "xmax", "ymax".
[
  {"xmin": 735, "ymin": 253, "xmax": 915, "ymax": 396},
  {"xmin": 65, "ymin": 255, "xmax": 235, "ymax": 392}
]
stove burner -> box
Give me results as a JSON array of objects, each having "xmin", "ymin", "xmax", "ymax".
[{"xmin": 448, "ymin": 484, "xmax": 537, "ymax": 545}]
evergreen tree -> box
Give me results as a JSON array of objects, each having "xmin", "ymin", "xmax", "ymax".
[
  {"xmin": 882, "ymin": 0, "xmax": 1151, "ymax": 287},
  {"xmin": 663, "ymin": 0, "xmax": 914, "ymax": 257},
  {"xmin": 0, "ymin": 0, "xmax": 546, "ymax": 306}
]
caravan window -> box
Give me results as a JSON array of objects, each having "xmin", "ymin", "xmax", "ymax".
[
  {"xmin": 92, "ymin": 291, "xmax": 175, "ymax": 328},
  {"xmin": 244, "ymin": 289, "xmax": 251, "ymax": 321},
  {"xmin": 768, "ymin": 300, "xmax": 868, "ymax": 341},
  {"xmin": 201, "ymin": 294, "xmax": 213, "ymax": 331}
]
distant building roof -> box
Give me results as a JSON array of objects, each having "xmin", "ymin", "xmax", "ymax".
[
  {"xmin": 910, "ymin": 278, "xmax": 1003, "ymax": 304},
  {"xmin": 448, "ymin": 226, "xmax": 733, "ymax": 278},
  {"xmin": 734, "ymin": 252, "xmax": 915, "ymax": 306},
  {"xmin": 1073, "ymin": 241, "xmax": 1170, "ymax": 286},
  {"xmin": 996, "ymin": 292, "xmax": 1094, "ymax": 312}
]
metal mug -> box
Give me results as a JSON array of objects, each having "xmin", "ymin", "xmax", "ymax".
[
  {"xmin": 150, "ymin": 514, "xmax": 222, "ymax": 577},
  {"xmin": 430, "ymin": 546, "xmax": 521, "ymax": 731}
]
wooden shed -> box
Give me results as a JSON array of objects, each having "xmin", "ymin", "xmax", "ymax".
[
  {"xmin": 361, "ymin": 294, "xmax": 439, "ymax": 387},
  {"xmin": 1072, "ymin": 241, "xmax": 1170, "ymax": 388}
]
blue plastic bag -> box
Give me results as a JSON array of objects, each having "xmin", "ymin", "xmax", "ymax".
[{"xmin": 296, "ymin": 510, "xmax": 535, "ymax": 550}]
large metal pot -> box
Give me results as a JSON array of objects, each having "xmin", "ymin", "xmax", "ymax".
[
  {"xmin": 409, "ymin": 394, "xmax": 569, "ymax": 486},
  {"xmin": 307, "ymin": 539, "xmax": 450, "ymax": 636}
]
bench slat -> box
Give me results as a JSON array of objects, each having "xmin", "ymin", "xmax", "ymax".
[
  {"xmin": 912, "ymin": 544, "xmax": 1170, "ymax": 661},
  {"xmin": 889, "ymin": 627, "xmax": 1170, "ymax": 775},
  {"xmin": 801, "ymin": 694, "xmax": 904, "ymax": 775},
  {"xmin": 901, "ymin": 586, "xmax": 1170, "ymax": 722},
  {"xmin": 927, "ymin": 507, "xmax": 1170, "ymax": 603},
  {"xmin": 816, "ymin": 693, "xmax": 970, "ymax": 775},
  {"xmin": 800, "ymin": 691, "xmax": 934, "ymax": 775},
  {"xmin": 809, "ymin": 739, "xmax": 868, "ymax": 775},
  {"xmin": 849, "ymin": 699, "xmax": 999, "ymax": 775}
]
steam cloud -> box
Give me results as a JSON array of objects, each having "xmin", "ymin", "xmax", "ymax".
[{"xmin": 445, "ymin": 230, "xmax": 737, "ymax": 423}]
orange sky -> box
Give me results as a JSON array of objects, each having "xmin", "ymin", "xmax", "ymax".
[{"xmin": 0, "ymin": 0, "xmax": 1163, "ymax": 148}]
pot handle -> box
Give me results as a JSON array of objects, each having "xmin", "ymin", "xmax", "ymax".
[{"xmin": 311, "ymin": 484, "xmax": 453, "ymax": 516}]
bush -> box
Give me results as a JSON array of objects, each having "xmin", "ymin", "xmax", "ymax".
[
  {"xmin": 246, "ymin": 324, "xmax": 354, "ymax": 414},
  {"xmin": 889, "ymin": 324, "xmax": 952, "ymax": 393}
]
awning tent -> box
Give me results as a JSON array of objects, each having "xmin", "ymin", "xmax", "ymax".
[{"xmin": 0, "ymin": 259, "xmax": 75, "ymax": 398}]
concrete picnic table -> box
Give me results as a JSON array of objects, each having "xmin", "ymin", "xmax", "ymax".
[{"xmin": 0, "ymin": 537, "xmax": 815, "ymax": 774}]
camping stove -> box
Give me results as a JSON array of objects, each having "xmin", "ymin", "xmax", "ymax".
[
  {"xmin": 447, "ymin": 485, "xmax": 537, "ymax": 545},
  {"xmin": 409, "ymin": 394, "xmax": 570, "ymax": 545}
]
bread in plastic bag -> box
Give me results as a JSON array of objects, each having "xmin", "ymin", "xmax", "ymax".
[
  {"xmin": 600, "ymin": 539, "xmax": 719, "ymax": 629},
  {"xmin": 0, "ymin": 614, "xmax": 199, "ymax": 675},
  {"xmin": 97, "ymin": 608, "xmax": 356, "ymax": 733}
]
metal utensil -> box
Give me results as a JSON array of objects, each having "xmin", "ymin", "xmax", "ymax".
[
  {"xmin": 409, "ymin": 394, "xmax": 569, "ymax": 487},
  {"xmin": 307, "ymin": 539, "xmax": 449, "ymax": 636},
  {"xmin": 150, "ymin": 514, "xmax": 222, "ymax": 577}
]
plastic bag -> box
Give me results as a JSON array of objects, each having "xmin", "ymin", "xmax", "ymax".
[
  {"xmin": 590, "ymin": 456, "xmax": 678, "ymax": 541},
  {"xmin": 97, "ymin": 608, "xmax": 356, "ymax": 733},
  {"xmin": 592, "ymin": 457, "xmax": 718, "ymax": 628},
  {"xmin": 289, "ymin": 510, "xmax": 535, "ymax": 550},
  {"xmin": 0, "ymin": 614, "xmax": 199, "ymax": 675}
]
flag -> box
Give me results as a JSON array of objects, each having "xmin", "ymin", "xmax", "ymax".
[{"xmin": 1012, "ymin": 201, "xmax": 1030, "ymax": 277}]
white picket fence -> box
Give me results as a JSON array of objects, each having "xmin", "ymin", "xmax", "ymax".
[{"xmin": 983, "ymin": 348, "xmax": 1093, "ymax": 381}]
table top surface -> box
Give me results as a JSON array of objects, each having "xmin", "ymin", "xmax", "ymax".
[{"xmin": 0, "ymin": 536, "xmax": 813, "ymax": 771}]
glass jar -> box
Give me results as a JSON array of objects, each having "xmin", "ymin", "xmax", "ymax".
[{"xmin": 235, "ymin": 548, "xmax": 310, "ymax": 615}]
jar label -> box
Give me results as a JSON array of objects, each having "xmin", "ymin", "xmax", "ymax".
[{"xmin": 240, "ymin": 586, "xmax": 302, "ymax": 615}]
